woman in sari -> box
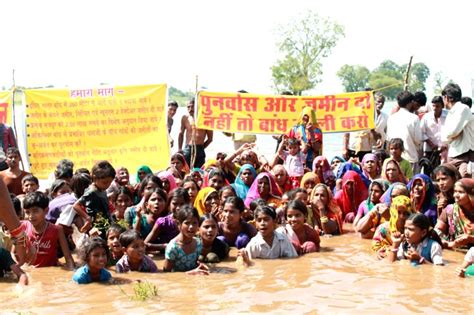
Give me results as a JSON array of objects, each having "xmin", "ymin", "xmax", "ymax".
[
  {"xmin": 244, "ymin": 172, "xmax": 281, "ymax": 209},
  {"xmin": 312, "ymin": 156, "xmax": 336, "ymax": 190},
  {"xmin": 372, "ymin": 195, "xmax": 414, "ymax": 259},
  {"xmin": 169, "ymin": 152, "xmax": 190, "ymax": 180},
  {"xmin": 288, "ymin": 106, "xmax": 323, "ymax": 166},
  {"xmin": 407, "ymin": 174, "xmax": 438, "ymax": 226},
  {"xmin": 157, "ymin": 170, "xmax": 178, "ymax": 193},
  {"xmin": 271, "ymin": 164, "xmax": 292, "ymax": 195},
  {"xmin": 310, "ymin": 183, "xmax": 343, "ymax": 235},
  {"xmin": 300, "ymin": 172, "xmax": 320, "ymax": 197},
  {"xmin": 353, "ymin": 179, "xmax": 389, "ymax": 230},
  {"xmin": 381, "ymin": 159, "xmax": 407, "ymax": 185},
  {"xmin": 435, "ymin": 178, "xmax": 474, "ymax": 250},
  {"xmin": 334, "ymin": 170, "xmax": 368, "ymax": 223},
  {"xmin": 194, "ymin": 187, "xmax": 219, "ymax": 217},
  {"xmin": 231, "ymin": 164, "xmax": 257, "ymax": 200}
]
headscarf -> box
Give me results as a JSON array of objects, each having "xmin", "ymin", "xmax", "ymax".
[
  {"xmin": 157, "ymin": 170, "xmax": 178, "ymax": 192},
  {"xmin": 361, "ymin": 153, "xmax": 380, "ymax": 180},
  {"xmin": 366, "ymin": 179, "xmax": 390, "ymax": 212},
  {"xmin": 389, "ymin": 195, "xmax": 414, "ymax": 233},
  {"xmin": 300, "ymin": 172, "xmax": 320, "ymax": 189},
  {"xmin": 194, "ymin": 187, "xmax": 217, "ymax": 216},
  {"xmin": 334, "ymin": 170, "xmax": 368, "ymax": 217},
  {"xmin": 231, "ymin": 164, "xmax": 257, "ymax": 200},
  {"xmin": 202, "ymin": 159, "xmax": 218, "ymax": 171},
  {"xmin": 336, "ymin": 162, "xmax": 371, "ymax": 188},
  {"xmin": 201, "ymin": 167, "xmax": 229, "ymax": 188},
  {"xmin": 381, "ymin": 159, "xmax": 407, "ymax": 184},
  {"xmin": 312, "ymin": 156, "xmax": 334, "ymax": 183},
  {"xmin": 380, "ymin": 182, "xmax": 408, "ymax": 207},
  {"xmin": 136, "ymin": 165, "xmax": 152, "ymax": 184},
  {"xmin": 310, "ymin": 183, "xmax": 343, "ymax": 234},
  {"xmin": 271, "ymin": 164, "xmax": 292, "ymax": 194},
  {"xmin": 244, "ymin": 172, "xmax": 281, "ymax": 208},
  {"xmin": 407, "ymin": 173, "xmax": 437, "ymax": 214},
  {"xmin": 170, "ymin": 152, "xmax": 190, "ymax": 176}
]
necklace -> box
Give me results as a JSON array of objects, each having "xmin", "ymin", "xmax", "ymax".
[{"xmin": 32, "ymin": 222, "xmax": 49, "ymax": 252}]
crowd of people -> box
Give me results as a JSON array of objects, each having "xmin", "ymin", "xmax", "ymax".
[{"xmin": 0, "ymin": 83, "xmax": 473, "ymax": 286}]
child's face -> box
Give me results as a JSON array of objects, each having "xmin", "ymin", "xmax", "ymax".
[
  {"xmin": 180, "ymin": 216, "xmax": 199, "ymax": 240},
  {"xmin": 22, "ymin": 180, "xmax": 39, "ymax": 194},
  {"xmin": 146, "ymin": 192, "xmax": 166, "ymax": 216},
  {"xmin": 436, "ymin": 172, "xmax": 454, "ymax": 193},
  {"xmin": 88, "ymin": 247, "xmax": 108, "ymax": 271},
  {"xmin": 204, "ymin": 192, "xmax": 219, "ymax": 213},
  {"xmin": 364, "ymin": 159, "xmax": 376, "ymax": 174},
  {"xmin": 162, "ymin": 179, "xmax": 170, "ymax": 192},
  {"xmin": 24, "ymin": 206, "xmax": 47, "ymax": 227},
  {"xmin": 183, "ymin": 181, "xmax": 198, "ymax": 202},
  {"xmin": 209, "ymin": 175, "xmax": 225, "ymax": 191},
  {"xmin": 222, "ymin": 203, "xmax": 241, "ymax": 226},
  {"xmin": 144, "ymin": 181, "xmax": 159, "ymax": 195},
  {"xmin": 395, "ymin": 205, "xmax": 411, "ymax": 231},
  {"xmin": 169, "ymin": 196, "xmax": 185, "ymax": 213},
  {"xmin": 124, "ymin": 239, "xmax": 145, "ymax": 263},
  {"xmin": 255, "ymin": 212, "xmax": 275, "ymax": 240},
  {"xmin": 200, "ymin": 218, "xmax": 218, "ymax": 243},
  {"xmin": 107, "ymin": 230, "xmax": 122, "ymax": 255},
  {"xmin": 404, "ymin": 220, "xmax": 426, "ymax": 245},
  {"xmin": 115, "ymin": 193, "xmax": 132, "ymax": 212},
  {"xmin": 288, "ymin": 144, "xmax": 299, "ymax": 156},
  {"xmin": 95, "ymin": 177, "xmax": 114, "ymax": 191},
  {"xmin": 295, "ymin": 192, "xmax": 309, "ymax": 204},
  {"xmin": 286, "ymin": 208, "xmax": 305, "ymax": 231},
  {"xmin": 219, "ymin": 189, "xmax": 235, "ymax": 206},
  {"xmin": 6, "ymin": 153, "xmax": 20, "ymax": 169},
  {"xmin": 389, "ymin": 145, "xmax": 402, "ymax": 160}
]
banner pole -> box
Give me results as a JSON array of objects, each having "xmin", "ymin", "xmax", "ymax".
[{"xmin": 11, "ymin": 69, "xmax": 25, "ymax": 170}]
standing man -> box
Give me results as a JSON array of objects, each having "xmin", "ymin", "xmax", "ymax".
[
  {"xmin": 0, "ymin": 147, "xmax": 30, "ymax": 195},
  {"xmin": 167, "ymin": 100, "xmax": 179, "ymax": 148},
  {"xmin": 441, "ymin": 83, "xmax": 474, "ymax": 178},
  {"xmin": 386, "ymin": 91, "xmax": 422, "ymax": 173},
  {"xmin": 178, "ymin": 98, "xmax": 213, "ymax": 169},
  {"xmin": 420, "ymin": 96, "xmax": 447, "ymax": 165},
  {"xmin": 0, "ymin": 122, "xmax": 17, "ymax": 171},
  {"xmin": 372, "ymin": 93, "xmax": 389, "ymax": 150}
]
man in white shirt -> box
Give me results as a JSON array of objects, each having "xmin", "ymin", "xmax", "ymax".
[
  {"xmin": 386, "ymin": 91, "xmax": 422, "ymax": 173},
  {"xmin": 441, "ymin": 83, "xmax": 474, "ymax": 178},
  {"xmin": 420, "ymin": 96, "xmax": 448, "ymax": 164}
]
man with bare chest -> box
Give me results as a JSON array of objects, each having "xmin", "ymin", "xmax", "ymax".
[{"xmin": 178, "ymin": 99, "xmax": 213, "ymax": 168}]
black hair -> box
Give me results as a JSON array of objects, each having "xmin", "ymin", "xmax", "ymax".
[
  {"xmin": 50, "ymin": 179, "xmax": 68, "ymax": 195},
  {"xmin": 373, "ymin": 149, "xmax": 389, "ymax": 164},
  {"xmin": 413, "ymin": 91, "xmax": 427, "ymax": 106},
  {"xmin": 432, "ymin": 165, "xmax": 460, "ymax": 181},
  {"xmin": 168, "ymin": 100, "xmax": 179, "ymax": 108},
  {"xmin": 207, "ymin": 168, "xmax": 225, "ymax": 181},
  {"xmin": 374, "ymin": 93, "xmax": 386, "ymax": 103},
  {"xmin": 10, "ymin": 193, "xmax": 21, "ymax": 218},
  {"xmin": 119, "ymin": 229, "xmax": 142, "ymax": 248},
  {"xmin": 137, "ymin": 174, "xmax": 163, "ymax": 198},
  {"xmin": 199, "ymin": 213, "xmax": 218, "ymax": 225},
  {"xmin": 396, "ymin": 91, "xmax": 414, "ymax": 108},
  {"xmin": 145, "ymin": 187, "xmax": 168, "ymax": 205},
  {"xmin": 23, "ymin": 191, "xmax": 49, "ymax": 209},
  {"xmin": 431, "ymin": 95, "xmax": 443, "ymax": 105},
  {"xmin": 286, "ymin": 199, "xmax": 308, "ymax": 217},
  {"xmin": 55, "ymin": 165, "xmax": 73, "ymax": 180},
  {"xmin": 6, "ymin": 147, "xmax": 20, "ymax": 156},
  {"xmin": 182, "ymin": 177, "xmax": 201, "ymax": 190},
  {"xmin": 287, "ymin": 138, "xmax": 300, "ymax": 147},
  {"xmin": 249, "ymin": 198, "xmax": 267, "ymax": 211},
  {"xmin": 21, "ymin": 174, "xmax": 39, "ymax": 186},
  {"xmin": 388, "ymin": 138, "xmax": 405, "ymax": 152},
  {"xmin": 219, "ymin": 185, "xmax": 235, "ymax": 200},
  {"xmin": 442, "ymin": 83, "xmax": 462, "ymax": 103},
  {"xmin": 106, "ymin": 223, "xmax": 126, "ymax": 238},
  {"xmin": 91, "ymin": 160, "xmax": 116, "ymax": 180},
  {"xmin": 406, "ymin": 213, "xmax": 442, "ymax": 245},
  {"xmin": 168, "ymin": 187, "xmax": 191, "ymax": 204},
  {"xmin": 461, "ymin": 96, "xmax": 472, "ymax": 108},
  {"xmin": 254, "ymin": 205, "xmax": 277, "ymax": 220},
  {"xmin": 224, "ymin": 196, "xmax": 245, "ymax": 213},
  {"xmin": 117, "ymin": 186, "xmax": 134, "ymax": 201},
  {"xmin": 174, "ymin": 204, "xmax": 199, "ymax": 224},
  {"xmin": 70, "ymin": 172, "xmax": 91, "ymax": 198},
  {"xmin": 75, "ymin": 168, "xmax": 90, "ymax": 175},
  {"xmin": 287, "ymin": 188, "xmax": 307, "ymax": 201},
  {"xmin": 78, "ymin": 237, "xmax": 110, "ymax": 266}
]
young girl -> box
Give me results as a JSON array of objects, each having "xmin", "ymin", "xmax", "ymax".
[
  {"xmin": 199, "ymin": 213, "xmax": 229, "ymax": 263},
  {"xmin": 125, "ymin": 175, "xmax": 162, "ymax": 229},
  {"xmin": 218, "ymin": 196, "xmax": 257, "ymax": 249},
  {"xmin": 106, "ymin": 224, "xmax": 126, "ymax": 266},
  {"xmin": 46, "ymin": 179, "xmax": 76, "ymax": 224},
  {"xmin": 113, "ymin": 186, "xmax": 133, "ymax": 222},
  {"xmin": 277, "ymin": 199, "xmax": 320, "ymax": 255},
  {"xmin": 116, "ymin": 230, "xmax": 158, "ymax": 273},
  {"xmin": 389, "ymin": 213, "xmax": 444, "ymax": 265},
  {"xmin": 163, "ymin": 205, "xmax": 209, "ymax": 274},
  {"xmin": 145, "ymin": 188, "xmax": 190, "ymax": 252},
  {"xmin": 181, "ymin": 177, "xmax": 200, "ymax": 205},
  {"xmin": 239, "ymin": 205, "xmax": 297, "ymax": 264},
  {"xmin": 278, "ymin": 137, "xmax": 307, "ymax": 189},
  {"xmin": 73, "ymin": 237, "xmax": 112, "ymax": 284},
  {"xmin": 202, "ymin": 168, "xmax": 227, "ymax": 192},
  {"xmin": 133, "ymin": 188, "xmax": 168, "ymax": 239},
  {"xmin": 217, "ymin": 185, "xmax": 236, "ymax": 220},
  {"xmin": 383, "ymin": 138, "xmax": 413, "ymax": 179},
  {"xmin": 433, "ymin": 164, "xmax": 459, "ymax": 216},
  {"xmin": 407, "ymin": 174, "xmax": 438, "ymax": 226}
]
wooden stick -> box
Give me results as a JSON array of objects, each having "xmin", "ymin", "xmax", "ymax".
[{"xmin": 404, "ymin": 56, "xmax": 413, "ymax": 91}]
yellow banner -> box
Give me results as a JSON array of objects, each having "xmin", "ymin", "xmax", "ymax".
[
  {"xmin": 25, "ymin": 84, "xmax": 169, "ymax": 179},
  {"xmin": 196, "ymin": 91, "xmax": 374, "ymax": 134},
  {"xmin": 0, "ymin": 90, "xmax": 12, "ymax": 125}
]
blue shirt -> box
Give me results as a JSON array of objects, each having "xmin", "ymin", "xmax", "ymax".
[{"xmin": 72, "ymin": 265, "xmax": 112, "ymax": 284}]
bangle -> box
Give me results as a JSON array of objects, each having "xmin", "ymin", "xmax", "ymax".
[
  {"xmin": 419, "ymin": 257, "xmax": 425, "ymax": 264},
  {"xmin": 320, "ymin": 216, "xmax": 329, "ymax": 224},
  {"xmin": 391, "ymin": 247, "xmax": 399, "ymax": 252},
  {"xmin": 10, "ymin": 224, "xmax": 25, "ymax": 238},
  {"xmin": 11, "ymin": 231, "xmax": 28, "ymax": 247}
]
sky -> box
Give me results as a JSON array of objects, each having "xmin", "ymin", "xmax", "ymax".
[{"xmin": 1, "ymin": 0, "xmax": 473, "ymax": 98}]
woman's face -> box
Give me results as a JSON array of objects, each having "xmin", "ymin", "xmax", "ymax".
[
  {"xmin": 345, "ymin": 180, "xmax": 354, "ymax": 196},
  {"xmin": 304, "ymin": 178, "xmax": 317, "ymax": 195},
  {"xmin": 436, "ymin": 172, "xmax": 455, "ymax": 193},
  {"xmin": 183, "ymin": 181, "xmax": 198, "ymax": 202},
  {"xmin": 272, "ymin": 167, "xmax": 287, "ymax": 187},
  {"xmin": 209, "ymin": 175, "xmax": 225, "ymax": 191},
  {"xmin": 396, "ymin": 205, "xmax": 411, "ymax": 231},
  {"xmin": 138, "ymin": 170, "xmax": 147, "ymax": 182},
  {"xmin": 386, "ymin": 161, "xmax": 400, "ymax": 182},
  {"xmin": 204, "ymin": 191, "xmax": 219, "ymax": 213},
  {"xmin": 118, "ymin": 169, "xmax": 129, "ymax": 184},
  {"xmin": 453, "ymin": 183, "xmax": 470, "ymax": 207},
  {"xmin": 220, "ymin": 188, "xmax": 235, "ymax": 206},
  {"xmin": 370, "ymin": 184, "xmax": 383, "ymax": 204},
  {"xmin": 257, "ymin": 176, "xmax": 270, "ymax": 197},
  {"xmin": 170, "ymin": 158, "xmax": 184, "ymax": 172},
  {"xmin": 241, "ymin": 169, "xmax": 254, "ymax": 186},
  {"xmin": 222, "ymin": 202, "xmax": 241, "ymax": 226},
  {"xmin": 331, "ymin": 159, "xmax": 341, "ymax": 171},
  {"xmin": 312, "ymin": 186, "xmax": 328, "ymax": 206},
  {"xmin": 412, "ymin": 179, "xmax": 424, "ymax": 199},
  {"xmin": 364, "ymin": 159, "xmax": 376, "ymax": 174}
]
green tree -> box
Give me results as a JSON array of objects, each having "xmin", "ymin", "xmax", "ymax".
[
  {"xmin": 368, "ymin": 60, "xmax": 404, "ymax": 99},
  {"xmin": 168, "ymin": 86, "xmax": 194, "ymax": 106},
  {"xmin": 336, "ymin": 65, "xmax": 370, "ymax": 92},
  {"xmin": 271, "ymin": 11, "xmax": 345, "ymax": 95},
  {"xmin": 401, "ymin": 62, "xmax": 430, "ymax": 92}
]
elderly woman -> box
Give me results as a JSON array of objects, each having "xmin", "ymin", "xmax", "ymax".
[{"xmin": 309, "ymin": 183, "xmax": 343, "ymax": 235}]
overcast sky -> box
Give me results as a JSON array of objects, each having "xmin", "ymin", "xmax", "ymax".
[{"xmin": 1, "ymin": 0, "xmax": 473, "ymax": 98}]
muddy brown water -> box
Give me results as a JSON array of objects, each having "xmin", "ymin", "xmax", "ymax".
[{"xmin": 1, "ymin": 229, "xmax": 472, "ymax": 314}]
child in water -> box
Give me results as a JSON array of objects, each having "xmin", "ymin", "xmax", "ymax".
[
  {"xmin": 115, "ymin": 230, "xmax": 158, "ymax": 273},
  {"xmin": 73, "ymin": 237, "xmax": 112, "ymax": 284},
  {"xmin": 388, "ymin": 213, "xmax": 443, "ymax": 265},
  {"xmin": 199, "ymin": 213, "xmax": 229, "ymax": 263},
  {"xmin": 163, "ymin": 205, "xmax": 209, "ymax": 275},
  {"xmin": 106, "ymin": 224, "xmax": 125, "ymax": 266},
  {"xmin": 239, "ymin": 205, "xmax": 297, "ymax": 264},
  {"xmin": 456, "ymin": 247, "xmax": 474, "ymax": 278}
]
